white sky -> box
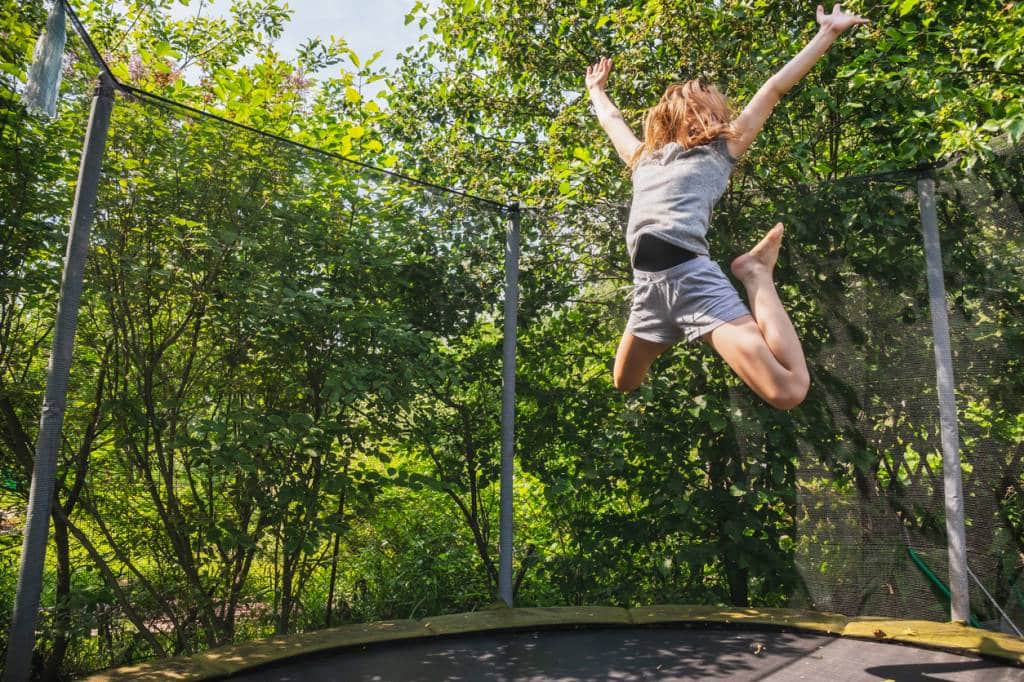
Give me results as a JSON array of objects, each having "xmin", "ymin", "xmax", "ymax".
[{"xmin": 169, "ymin": 0, "xmax": 430, "ymax": 72}]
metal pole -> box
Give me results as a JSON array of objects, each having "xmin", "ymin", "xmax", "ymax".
[
  {"xmin": 498, "ymin": 202, "xmax": 520, "ymax": 606},
  {"xmin": 4, "ymin": 72, "xmax": 115, "ymax": 682},
  {"xmin": 917, "ymin": 175, "xmax": 970, "ymax": 624}
]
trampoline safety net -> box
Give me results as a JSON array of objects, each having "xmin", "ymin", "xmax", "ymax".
[
  {"xmin": 1, "ymin": 8, "xmax": 1023, "ymax": 679},
  {"xmin": 710, "ymin": 148, "xmax": 1024, "ymax": 631}
]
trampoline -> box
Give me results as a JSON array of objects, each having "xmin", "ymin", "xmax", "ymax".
[{"xmin": 85, "ymin": 606, "xmax": 1024, "ymax": 681}]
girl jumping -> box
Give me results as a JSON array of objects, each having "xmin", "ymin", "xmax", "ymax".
[{"xmin": 586, "ymin": 4, "xmax": 868, "ymax": 409}]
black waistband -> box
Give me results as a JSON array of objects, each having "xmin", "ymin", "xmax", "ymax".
[{"xmin": 632, "ymin": 234, "xmax": 699, "ymax": 272}]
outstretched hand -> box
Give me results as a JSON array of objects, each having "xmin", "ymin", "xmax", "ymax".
[
  {"xmin": 586, "ymin": 57, "xmax": 612, "ymax": 91},
  {"xmin": 816, "ymin": 3, "xmax": 869, "ymax": 34}
]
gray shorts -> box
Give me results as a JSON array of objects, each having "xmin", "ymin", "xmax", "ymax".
[{"xmin": 625, "ymin": 255, "xmax": 751, "ymax": 344}]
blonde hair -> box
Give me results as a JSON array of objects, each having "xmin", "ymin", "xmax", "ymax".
[{"xmin": 629, "ymin": 79, "xmax": 735, "ymax": 169}]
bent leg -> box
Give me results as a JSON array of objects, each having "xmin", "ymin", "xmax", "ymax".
[
  {"xmin": 706, "ymin": 315, "xmax": 808, "ymax": 409},
  {"xmin": 708, "ymin": 223, "xmax": 810, "ymax": 409},
  {"xmin": 613, "ymin": 332, "xmax": 672, "ymax": 393}
]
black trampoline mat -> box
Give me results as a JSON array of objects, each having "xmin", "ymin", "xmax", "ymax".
[{"xmin": 226, "ymin": 626, "xmax": 1023, "ymax": 681}]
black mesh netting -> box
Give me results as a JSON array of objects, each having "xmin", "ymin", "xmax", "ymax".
[
  {"xmin": 711, "ymin": 148, "xmax": 1024, "ymax": 631},
  {"xmin": 506, "ymin": 148, "xmax": 1024, "ymax": 628},
  {"xmin": 2, "ymin": 61, "xmax": 512, "ymax": 664}
]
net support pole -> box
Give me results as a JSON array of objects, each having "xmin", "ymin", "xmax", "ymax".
[
  {"xmin": 917, "ymin": 175, "xmax": 970, "ymax": 624},
  {"xmin": 498, "ymin": 202, "xmax": 520, "ymax": 607},
  {"xmin": 4, "ymin": 71, "xmax": 115, "ymax": 682}
]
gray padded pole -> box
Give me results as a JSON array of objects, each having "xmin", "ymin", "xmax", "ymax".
[
  {"xmin": 4, "ymin": 72, "xmax": 115, "ymax": 682},
  {"xmin": 917, "ymin": 175, "xmax": 970, "ymax": 624},
  {"xmin": 498, "ymin": 203, "xmax": 520, "ymax": 606}
]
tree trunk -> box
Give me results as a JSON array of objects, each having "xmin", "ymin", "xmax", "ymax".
[
  {"xmin": 724, "ymin": 554, "xmax": 750, "ymax": 606},
  {"xmin": 41, "ymin": 513, "xmax": 71, "ymax": 681},
  {"xmin": 325, "ymin": 459, "xmax": 349, "ymax": 628},
  {"xmin": 278, "ymin": 559, "xmax": 295, "ymax": 634}
]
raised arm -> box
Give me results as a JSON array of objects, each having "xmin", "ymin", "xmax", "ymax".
[
  {"xmin": 586, "ymin": 57, "xmax": 641, "ymax": 165},
  {"xmin": 727, "ymin": 4, "xmax": 869, "ymax": 160}
]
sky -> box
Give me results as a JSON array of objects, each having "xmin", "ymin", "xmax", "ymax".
[{"xmin": 169, "ymin": 0, "xmax": 430, "ymax": 72}]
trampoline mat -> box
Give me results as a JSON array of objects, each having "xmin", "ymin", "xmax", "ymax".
[{"xmin": 226, "ymin": 626, "xmax": 1021, "ymax": 681}]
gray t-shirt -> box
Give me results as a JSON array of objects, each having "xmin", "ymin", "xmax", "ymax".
[{"xmin": 626, "ymin": 137, "xmax": 736, "ymax": 262}]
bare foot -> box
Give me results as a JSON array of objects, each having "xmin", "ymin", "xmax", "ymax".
[{"xmin": 731, "ymin": 222, "xmax": 784, "ymax": 285}]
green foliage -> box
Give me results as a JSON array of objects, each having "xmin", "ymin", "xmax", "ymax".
[
  {"xmin": 395, "ymin": 0, "xmax": 1023, "ymax": 207},
  {"xmin": 1, "ymin": 0, "xmax": 1023, "ymax": 678}
]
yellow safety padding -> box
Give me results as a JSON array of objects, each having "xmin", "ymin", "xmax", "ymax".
[{"xmin": 83, "ymin": 605, "xmax": 1024, "ymax": 680}]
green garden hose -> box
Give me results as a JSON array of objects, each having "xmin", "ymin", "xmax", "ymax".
[{"xmin": 907, "ymin": 546, "xmax": 983, "ymax": 629}]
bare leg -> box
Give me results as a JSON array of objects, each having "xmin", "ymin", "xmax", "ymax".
[
  {"xmin": 730, "ymin": 223, "xmax": 807, "ymax": 373},
  {"xmin": 706, "ymin": 223, "xmax": 810, "ymax": 409},
  {"xmin": 613, "ymin": 332, "xmax": 673, "ymax": 393}
]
